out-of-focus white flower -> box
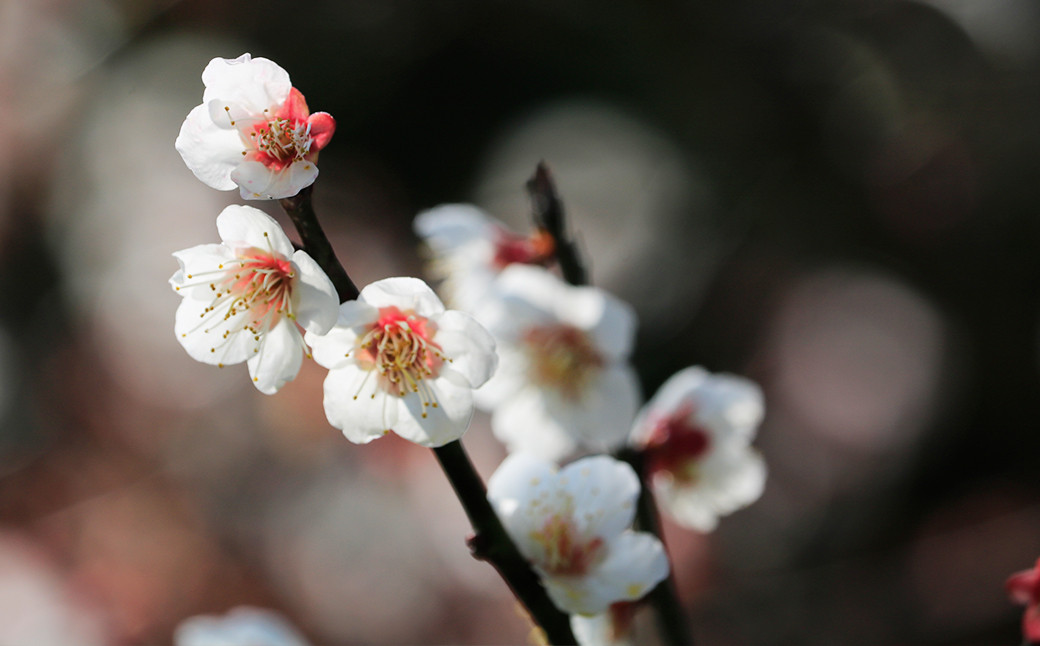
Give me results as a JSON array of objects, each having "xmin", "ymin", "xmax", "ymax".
[
  {"xmin": 175, "ymin": 54, "xmax": 336, "ymax": 200},
  {"xmin": 630, "ymin": 366, "xmax": 766, "ymax": 532},
  {"xmin": 474, "ymin": 265, "xmax": 640, "ymax": 461},
  {"xmin": 413, "ymin": 204, "xmax": 555, "ymax": 312},
  {"xmin": 570, "ymin": 603, "xmax": 636, "ymax": 646},
  {"xmin": 488, "ymin": 453, "xmax": 668, "ymax": 616},
  {"xmin": 305, "ymin": 277, "xmax": 497, "ymax": 447},
  {"xmin": 174, "ymin": 607, "xmax": 309, "ymax": 646},
  {"xmin": 170, "ymin": 205, "xmax": 338, "ymax": 394}
]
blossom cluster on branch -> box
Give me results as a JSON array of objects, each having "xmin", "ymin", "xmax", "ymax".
[{"xmin": 169, "ymin": 53, "xmax": 771, "ymax": 646}]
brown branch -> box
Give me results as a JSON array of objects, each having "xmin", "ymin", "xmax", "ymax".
[
  {"xmin": 278, "ymin": 186, "xmax": 576, "ymax": 645},
  {"xmin": 616, "ymin": 448, "xmax": 693, "ymax": 645},
  {"xmin": 526, "ymin": 162, "xmax": 588, "ymax": 287},
  {"xmin": 524, "ymin": 167, "xmax": 691, "ymax": 645},
  {"xmin": 278, "ymin": 185, "xmax": 359, "ymax": 303},
  {"xmin": 434, "ymin": 442, "xmax": 576, "ymax": 644}
]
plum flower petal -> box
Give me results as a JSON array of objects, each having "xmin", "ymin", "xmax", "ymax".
[
  {"xmin": 474, "ymin": 265, "xmax": 640, "ymax": 461},
  {"xmin": 630, "ymin": 366, "xmax": 767, "ymax": 531},
  {"xmin": 174, "ymin": 606, "xmax": 309, "ymax": 646},
  {"xmin": 487, "ymin": 453, "xmax": 669, "ymax": 616},
  {"xmin": 556, "ymin": 532, "xmax": 668, "ymax": 616},
  {"xmin": 413, "ymin": 204, "xmax": 555, "ymax": 312},
  {"xmin": 305, "ymin": 277, "xmax": 497, "ymax": 447},
  {"xmin": 1007, "ymin": 557, "xmax": 1040, "ymax": 643},
  {"xmin": 170, "ymin": 205, "xmax": 338, "ymax": 394},
  {"xmin": 176, "ymin": 54, "xmax": 336, "ymax": 200}
]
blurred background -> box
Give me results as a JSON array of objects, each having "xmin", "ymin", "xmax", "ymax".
[{"xmin": 2, "ymin": 0, "xmax": 1040, "ymax": 643}]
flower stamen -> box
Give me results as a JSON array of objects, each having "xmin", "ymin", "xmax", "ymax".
[
  {"xmin": 523, "ymin": 324, "xmax": 604, "ymax": 400},
  {"xmin": 529, "ymin": 509, "xmax": 605, "ymax": 577},
  {"xmin": 355, "ymin": 307, "xmax": 447, "ymax": 413}
]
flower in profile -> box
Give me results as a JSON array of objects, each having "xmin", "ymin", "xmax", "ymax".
[
  {"xmin": 473, "ymin": 264, "xmax": 640, "ymax": 461},
  {"xmin": 487, "ymin": 453, "xmax": 669, "ymax": 616},
  {"xmin": 305, "ymin": 277, "xmax": 497, "ymax": 447},
  {"xmin": 176, "ymin": 53, "xmax": 336, "ymax": 200},
  {"xmin": 413, "ymin": 204, "xmax": 554, "ymax": 312},
  {"xmin": 630, "ymin": 366, "xmax": 766, "ymax": 532},
  {"xmin": 174, "ymin": 606, "xmax": 309, "ymax": 646},
  {"xmin": 1007, "ymin": 557, "xmax": 1040, "ymax": 643},
  {"xmin": 170, "ymin": 205, "xmax": 338, "ymax": 394}
]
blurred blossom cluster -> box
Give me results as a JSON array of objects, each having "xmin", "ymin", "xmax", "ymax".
[{"xmin": 2, "ymin": 0, "xmax": 1039, "ymax": 644}]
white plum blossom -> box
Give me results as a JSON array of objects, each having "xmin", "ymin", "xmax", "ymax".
[
  {"xmin": 413, "ymin": 204, "xmax": 554, "ymax": 312},
  {"xmin": 176, "ymin": 53, "xmax": 336, "ymax": 200},
  {"xmin": 487, "ymin": 453, "xmax": 669, "ymax": 616},
  {"xmin": 305, "ymin": 277, "xmax": 497, "ymax": 447},
  {"xmin": 170, "ymin": 205, "xmax": 338, "ymax": 394},
  {"xmin": 174, "ymin": 607, "xmax": 309, "ymax": 646},
  {"xmin": 630, "ymin": 366, "xmax": 767, "ymax": 532},
  {"xmin": 474, "ymin": 264, "xmax": 640, "ymax": 461}
]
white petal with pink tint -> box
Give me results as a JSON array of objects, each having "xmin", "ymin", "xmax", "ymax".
[
  {"xmin": 413, "ymin": 203, "xmax": 554, "ymax": 312},
  {"xmin": 176, "ymin": 54, "xmax": 335, "ymax": 200},
  {"xmin": 170, "ymin": 205, "xmax": 337, "ymax": 394},
  {"xmin": 200, "ymin": 54, "xmax": 291, "ymax": 109},
  {"xmin": 176, "ymin": 103, "xmax": 243, "ymax": 190},
  {"xmin": 247, "ymin": 317, "xmax": 305, "ymax": 395},
  {"xmin": 570, "ymin": 532, "xmax": 669, "ymax": 614},
  {"xmin": 215, "ymin": 204, "xmax": 295, "ymax": 256},
  {"xmin": 487, "ymin": 453, "xmax": 668, "ymax": 616},
  {"xmin": 631, "ymin": 366, "xmax": 767, "ymax": 531},
  {"xmin": 291, "ymin": 250, "xmax": 339, "ymax": 334},
  {"xmin": 489, "ymin": 364, "xmax": 640, "ymax": 460},
  {"xmin": 393, "ymin": 374, "xmax": 475, "ymax": 447},
  {"xmin": 320, "ymin": 363, "xmax": 398, "ymax": 444},
  {"xmin": 306, "ymin": 277, "xmax": 497, "ymax": 447},
  {"xmin": 655, "ymin": 442, "xmax": 767, "ymax": 532},
  {"xmin": 358, "ymin": 277, "xmax": 446, "ymax": 318},
  {"xmin": 475, "ymin": 266, "xmax": 640, "ymax": 461}
]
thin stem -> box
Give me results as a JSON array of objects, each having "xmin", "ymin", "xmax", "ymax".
[
  {"xmin": 524, "ymin": 166, "xmax": 691, "ymax": 644},
  {"xmin": 434, "ymin": 442, "xmax": 577, "ymax": 645},
  {"xmin": 278, "ymin": 187, "xmax": 576, "ymax": 645},
  {"xmin": 526, "ymin": 162, "xmax": 588, "ymax": 287},
  {"xmin": 617, "ymin": 448, "xmax": 693, "ymax": 645},
  {"xmin": 278, "ymin": 185, "xmax": 359, "ymax": 302}
]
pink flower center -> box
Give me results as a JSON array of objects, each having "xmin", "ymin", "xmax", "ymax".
[
  {"xmin": 523, "ymin": 324, "xmax": 604, "ymax": 400},
  {"xmin": 643, "ymin": 406, "xmax": 712, "ymax": 484},
  {"xmin": 227, "ymin": 87, "xmax": 335, "ymax": 172},
  {"xmin": 178, "ymin": 240, "xmax": 297, "ymax": 371},
  {"xmin": 248, "ymin": 117, "xmax": 312, "ymax": 170},
  {"xmin": 354, "ymin": 307, "xmax": 446, "ymax": 408},
  {"xmin": 530, "ymin": 513, "xmax": 604, "ymax": 577},
  {"xmin": 492, "ymin": 228, "xmax": 555, "ymax": 269},
  {"xmin": 211, "ymin": 247, "xmax": 296, "ymax": 329}
]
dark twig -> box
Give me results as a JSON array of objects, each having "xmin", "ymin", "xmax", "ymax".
[
  {"xmin": 526, "ymin": 162, "xmax": 588, "ymax": 287},
  {"xmin": 617, "ymin": 448, "xmax": 693, "ymax": 645},
  {"xmin": 279, "ymin": 187, "xmax": 575, "ymax": 645},
  {"xmin": 526, "ymin": 165, "xmax": 691, "ymax": 643},
  {"xmin": 278, "ymin": 185, "xmax": 360, "ymax": 302},
  {"xmin": 524, "ymin": 166, "xmax": 691, "ymax": 644},
  {"xmin": 434, "ymin": 442, "xmax": 577, "ymax": 645}
]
